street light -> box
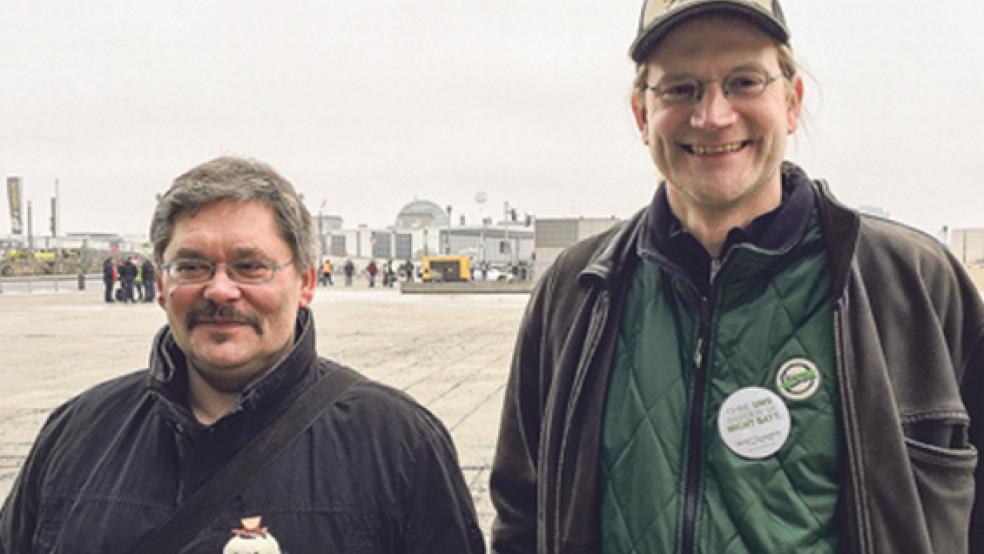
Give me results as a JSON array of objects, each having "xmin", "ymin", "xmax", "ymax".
[
  {"xmin": 475, "ymin": 192, "xmax": 487, "ymax": 268},
  {"xmin": 318, "ymin": 199, "xmax": 326, "ymax": 258},
  {"xmin": 504, "ymin": 201, "xmax": 512, "ymax": 266},
  {"xmin": 445, "ymin": 205, "xmax": 452, "ymax": 255}
]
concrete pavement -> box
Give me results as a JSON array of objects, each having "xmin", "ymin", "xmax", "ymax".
[{"xmin": 0, "ymin": 283, "xmax": 529, "ymax": 539}]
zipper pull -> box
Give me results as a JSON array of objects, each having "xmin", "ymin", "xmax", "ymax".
[
  {"xmin": 694, "ymin": 337, "xmax": 704, "ymax": 368},
  {"xmin": 709, "ymin": 257, "xmax": 721, "ymax": 284}
]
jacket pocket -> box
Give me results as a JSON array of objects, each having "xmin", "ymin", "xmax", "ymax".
[{"xmin": 904, "ymin": 427, "xmax": 978, "ymax": 554}]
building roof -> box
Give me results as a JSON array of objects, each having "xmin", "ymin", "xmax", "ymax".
[{"xmin": 395, "ymin": 199, "xmax": 448, "ymax": 228}]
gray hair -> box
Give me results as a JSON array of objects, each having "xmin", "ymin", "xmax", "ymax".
[{"xmin": 150, "ymin": 156, "xmax": 318, "ymax": 271}]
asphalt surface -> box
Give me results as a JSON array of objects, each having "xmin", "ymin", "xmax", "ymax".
[{"xmin": 0, "ymin": 283, "xmax": 529, "ymax": 541}]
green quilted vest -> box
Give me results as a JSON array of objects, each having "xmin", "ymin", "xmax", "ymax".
[{"xmin": 601, "ymin": 218, "xmax": 841, "ymax": 554}]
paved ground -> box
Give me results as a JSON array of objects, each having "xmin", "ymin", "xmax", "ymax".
[{"xmin": 0, "ymin": 283, "xmax": 529, "ymax": 540}]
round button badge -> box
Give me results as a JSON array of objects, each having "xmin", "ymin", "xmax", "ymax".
[
  {"xmin": 775, "ymin": 358, "xmax": 821, "ymax": 401},
  {"xmin": 717, "ymin": 387, "xmax": 791, "ymax": 460}
]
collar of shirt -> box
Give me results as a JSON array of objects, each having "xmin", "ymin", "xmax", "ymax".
[{"xmin": 638, "ymin": 162, "xmax": 817, "ymax": 295}]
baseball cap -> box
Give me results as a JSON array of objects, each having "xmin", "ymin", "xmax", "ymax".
[{"xmin": 629, "ymin": 0, "xmax": 791, "ymax": 63}]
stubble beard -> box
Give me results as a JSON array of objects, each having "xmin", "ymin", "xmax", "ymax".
[{"xmin": 655, "ymin": 132, "xmax": 786, "ymax": 216}]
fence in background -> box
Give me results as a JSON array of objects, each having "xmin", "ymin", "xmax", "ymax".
[{"xmin": 0, "ymin": 274, "xmax": 101, "ymax": 295}]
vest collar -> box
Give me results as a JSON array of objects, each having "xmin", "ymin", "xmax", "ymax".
[{"xmin": 638, "ymin": 162, "xmax": 817, "ymax": 291}]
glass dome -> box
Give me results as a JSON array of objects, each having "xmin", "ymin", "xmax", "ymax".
[{"xmin": 394, "ymin": 199, "xmax": 449, "ymax": 229}]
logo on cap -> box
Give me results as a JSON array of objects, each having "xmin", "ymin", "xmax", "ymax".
[{"xmin": 775, "ymin": 358, "xmax": 821, "ymax": 401}]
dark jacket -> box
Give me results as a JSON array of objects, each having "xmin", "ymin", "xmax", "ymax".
[
  {"xmin": 119, "ymin": 260, "xmax": 137, "ymax": 282},
  {"xmin": 141, "ymin": 260, "xmax": 155, "ymax": 283},
  {"xmin": 1, "ymin": 309, "xmax": 485, "ymax": 553},
  {"xmin": 489, "ymin": 178, "xmax": 984, "ymax": 554}
]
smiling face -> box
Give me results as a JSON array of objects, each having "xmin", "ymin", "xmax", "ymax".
[
  {"xmin": 632, "ymin": 15, "xmax": 802, "ymax": 220},
  {"xmin": 157, "ymin": 199, "xmax": 316, "ymax": 394}
]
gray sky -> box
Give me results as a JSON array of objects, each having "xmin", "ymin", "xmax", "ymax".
[{"xmin": 1, "ymin": 1, "xmax": 981, "ymax": 237}]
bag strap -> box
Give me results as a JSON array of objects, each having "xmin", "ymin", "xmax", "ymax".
[{"xmin": 130, "ymin": 365, "xmax": 364, "ymax": 554}]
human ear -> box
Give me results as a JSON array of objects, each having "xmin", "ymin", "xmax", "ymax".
[
  {"xmin": 631, "ymin": 92, "xmax": 650, "ymax": 145},
  {"xmin": 156, "ymin": 274, "xmax": 166, "ymax": 308},
  {"xmin": 786, "ymin": 75, "xmax": 804, "ymax": 134},
  {"xmin": 298, "ymin": 265, "xmax": 317, "ymax": 307}
]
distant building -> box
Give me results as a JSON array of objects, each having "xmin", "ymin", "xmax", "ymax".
[
  {"xmin": 319, "ymin": 225, "xmax": 438, "ymax": 261},
  {"xmin": 857, "ymin": 205, "xmax": 891, "ymax": 220},
  {"xmin": 951, "ymin": 228, "xmax": 984, "ymax": 265},
  {"xmin": 533, "ymin": 216, "xmax": 622, "ymax": 279},
  {"xmin": 313, "ymin": 214, "xmax": 344, "ymax": 256},
  {"xmin": 313, "ymin": 214, "xmax": 344, "ymax": 232},
  {"xmin": 315, "ymin": 199, "xmax": 534, "ymax": 267},
  {"xmin": 320, "ymin": 223, "xmax": 534, "ymax": 264},
  {"xmin": 966, "ymin": 265, "xmax": 984, "ymax": 293},
  {"xmin": 0, "ymin": 235, "xmax": 24, "ymax": 250},
  {"xmin": 57, "ymin": 232, "xmax": 145, "ymax": 254},
  {"xmin": 444, "ymin": 225, "xmax": 534, "ymax": 266},
  {"xmin": 394, "ymin": 199, "xmax": 449, "ymax": 229}
]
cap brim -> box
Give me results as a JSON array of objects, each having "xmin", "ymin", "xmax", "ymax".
[{"xmin": 630, "ymin": 0, "xmax": 790, "ymax": 63}]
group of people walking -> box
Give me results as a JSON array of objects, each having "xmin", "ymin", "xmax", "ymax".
[
  {"xmin": 102, "ymin": 255, "xmax": 155, "ymax": 303},
  {"xmin": 319, "ymin": 258, "xmax": 413, "ymax": 288},
  {"xmin": 366, "ymin": 259, "xmax": 413, "ymax": 287},
  {"xmin": 106, "ymin": 254, "xmax": 415, "ymax": 301}
]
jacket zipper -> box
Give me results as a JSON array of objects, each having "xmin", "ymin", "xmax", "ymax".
[
  {"xmin": 679, "ymin": 245, "xmax": 737, "ymax": 554},
  {"xmin": 681, "ymin": 292, "xmax": 713, "ymax": 554},
  {"xmin": 832, "ymin": 303, "xmax": 870, "ymax": 554}
]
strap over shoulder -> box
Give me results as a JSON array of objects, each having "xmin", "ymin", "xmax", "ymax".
[{"xmin": 130, "ymin": 365, "xmax": 365, "ymax": 554}]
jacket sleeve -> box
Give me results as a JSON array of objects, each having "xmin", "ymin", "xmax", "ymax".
[
  {"xmin": 928, "ymin": 246, "xmax": 984, "ymax": 552},
  {"xmin": 489, "ymin": 272, "xmax": 554, "ymax": 554},
  {"xmin": 0, "ymin": 400, "xmax": 75, "ymax": 554},
  {"xmin": 941, "ymin": 253, "xmax": 984, "ymax": 553},
  {"xmin": 404, "ymin": 411, "xmax": 486, "ymax": 554},
  {"xmin": 967, "ymin": 327, "xmax": 984, "ymax": 553},
  {"xmin": 0, "ymin": 453, "xmax": 40, "ymax": 554}
]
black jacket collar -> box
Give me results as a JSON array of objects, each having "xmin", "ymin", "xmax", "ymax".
[{"xmin": 147, "ymin": 307, "xmax": 319, "ymax": 432}]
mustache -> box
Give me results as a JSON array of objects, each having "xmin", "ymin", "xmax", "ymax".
[{"xmin": 186, "ymin": 303, "xmax": 263, "ymax": 335}]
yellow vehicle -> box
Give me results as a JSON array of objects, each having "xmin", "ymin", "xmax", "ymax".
[
  {"xmin": 1, "ymin": 249, "xmax": 57, "ymax": 275},
  {"xmin": 34, "ymin": 250, "xmax": 57, "ymax": 262},
  {"xmin": 6, "ymin": 249, "xmax": 56, "ymax": 262},
  {"xmin": 421, "ymin": 255, "xmax": 471, "ymax": 283},
  {"xmin": 0, "ymin": 248, "xmax": 99, "ymax": 275}
]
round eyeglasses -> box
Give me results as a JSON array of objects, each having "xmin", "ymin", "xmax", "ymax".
[
  {"xmin": 646, "ymin": 69, "xmax": 781, "ymax": 106},
  {"xmin": 161, "ymin": 258, "xmax": 294, "ymax": 285}
]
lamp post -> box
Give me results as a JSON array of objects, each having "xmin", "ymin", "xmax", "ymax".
[
  {"xmin": 475, "ymin": 192, "xmax": 487, "ymax": 269},
  {"xmin": 26, "ymin": 200, "xmax": 34, "ymax": 251},
  {"xmin": 445, "ymin": 205, "xmax": 452, "ymax": 255},
  {"xmin": 504, "ymin": 201, "xmax": 512, "ymax": 266},
  {"xmin": 52, "ymin": 179, "xmax": 59, "ymax": 238},
  {"xmin": 318, "ymin": 199, "xmax": 326, "ymax": 258}
]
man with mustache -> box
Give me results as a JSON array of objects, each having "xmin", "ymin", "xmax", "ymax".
[
  {"xmin": 0, "ymin": 156, "xmax": 485, "ymax": 553},
  {"xmin": 489, "ymin": 1, "xmax": 984, "ymax": 553}
]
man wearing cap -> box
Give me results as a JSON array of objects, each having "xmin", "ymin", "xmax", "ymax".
[{"xmin": 489, "ymin": 1, "xmax": 984, "ymax": 553}]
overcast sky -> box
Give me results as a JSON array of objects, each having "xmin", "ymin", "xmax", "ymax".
[{"xmin": 1, "ymin": 1, "xmax": 981, "ymax": 238}]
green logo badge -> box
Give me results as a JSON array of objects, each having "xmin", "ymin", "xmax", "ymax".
[{"xmin": 775, "ymin": 358, "xmax": 820, "ymax": 401}]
